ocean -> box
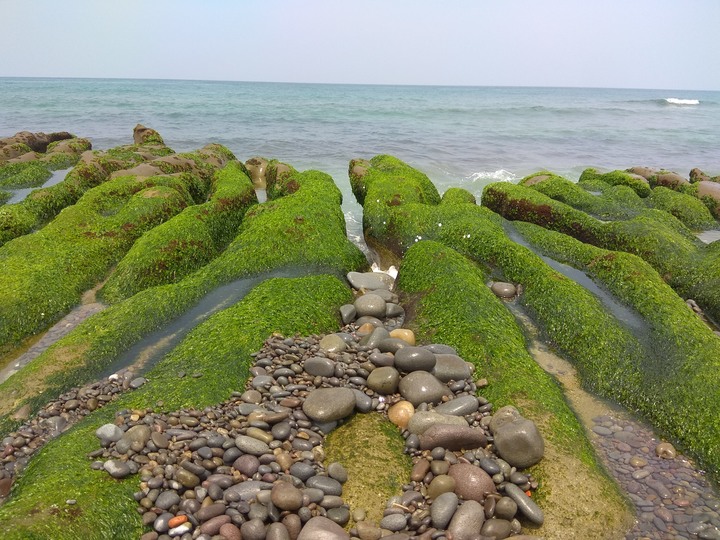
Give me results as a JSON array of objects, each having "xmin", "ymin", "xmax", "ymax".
[{"xmin": 2, "ymin": 77, "xmax": 719, "ymax": 241}]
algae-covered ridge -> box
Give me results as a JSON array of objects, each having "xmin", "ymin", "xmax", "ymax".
[
  {"xmin": 482, "ymin": 179, "xmax": 720, "ymax": 323},
  {"xmin": 0, "ymin": 156, "xmax": 366, "ymax": 435},
  {"xmin": 99, "ymin": 160, "xmax": 259, "ymax": 303},
  {"xmin": 0, "ymin": 275, "xmax": 354, "ymax": 539},
  {"xmin": 0, "ymin": 142, "xmax": 237, "ymax": 350},
  {"xmin": 349, "ymin": 155, "xmax": 634, "ymax": 536}
]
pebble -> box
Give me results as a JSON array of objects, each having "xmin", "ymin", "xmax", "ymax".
[
  {"xmin": 10, "ymin": 271, "xmax": 543, "ymax": 540},
  {"xmin": 448, "ymin": 463, "xmax": 497, "ymax": 503},
  {"xmin": 398, "ymin": 371, "xmax": 451, "ymax": 406},
  {"xmin": 590, "ymin": 413, "xmax": 720, "ymax": 539},
  {"xmin": 503, "ymin": 482, "xmax": 544, "ymax": 525}
]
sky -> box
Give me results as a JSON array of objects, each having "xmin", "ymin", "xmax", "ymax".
[{"xmin": 1, "ymin": 0, "xmax": 719, "ymax": 90}]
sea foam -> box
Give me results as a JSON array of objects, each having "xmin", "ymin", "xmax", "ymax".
[
  {"xmin": 466, "ymin": 169, "xmax": 517, "ymax": 183},
  {"xmin": 665, "ymin": 97, "xmax": 700, "ymax": 105}
]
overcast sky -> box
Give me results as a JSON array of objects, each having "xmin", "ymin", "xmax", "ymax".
[{"xmin": 1, "ymin": 0, "xmax": 718, "ymax": 90}]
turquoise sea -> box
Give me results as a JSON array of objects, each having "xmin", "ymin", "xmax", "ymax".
[{"xmin": 2, "ymin": 77, "xmax": 719, "ymax": 238}]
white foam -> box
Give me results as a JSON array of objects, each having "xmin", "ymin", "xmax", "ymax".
[
  {"xmin": 665, "ymin": 98, "xmax": 700, "ymax": 105},
  {"xmin": 371, "ymin": 262, "xmax": 398, "ymax": 279},
  {"xmin": 466, "ymin": 169, "xmax": 517, "ymax": 183}
]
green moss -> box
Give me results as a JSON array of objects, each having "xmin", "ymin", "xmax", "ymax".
[
  {"xmin": 648, "ymin": 186, "xmax": 717, "ymax": 230},
  {"xmin": 522, "ymin": 172, "xmax": 636, "ymax": 220},
  {"xmin": 99, "ymin": 161, "xmax": 258, "ymax": 303},
  {"xmin": 0, "ymin": 275, "xmax": 352, "ymax": 539},
  {"xmin": 0, "ymin": 174, "xmax": 198, "ymax": 348},
  {"xmin": 325, "ymin": 413, "xmax": 411, "ymax": 524},
  {"xmin": 0, "ymin": 165, "xmax": 364, "ymax": 430},
  {"xmin": 513, "ymin": 221, "xmax": 720, "ymax": 475},
  {"xmin": 481, "ymin": 182, "xmax": 700, "ymax": 285},
  {"xmin": 0, "ymin": 163, "xmax": 52, "ymax": 189},
  {"xmin": 0, "ymin": 190, "xmax": 10, "ymax": 205},
  {"xmin": 441, "ymin": 187, "xmax": 476, "ymax": 205},
  {"xmin": 396, "ymin": 240, "xmax": 630, "ymax": 536},
  {"xmin": 0, "ymin": 149, "xmax": 145, "ymax": 246},
  {"xmin": 580, "ymin": 168, "xmax": 652, "ymax": 197}
]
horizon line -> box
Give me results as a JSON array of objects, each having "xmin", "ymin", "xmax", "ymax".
[{"xmin": 0, "ymin": 75, "xmax": 715, "ymax": 94}]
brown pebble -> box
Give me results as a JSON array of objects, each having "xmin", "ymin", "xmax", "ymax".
[
  {"xmin": 387, "ymin": 401, "xmax": 414, "ymax": 430},
  {"xmin": 219, "ymin": 522, "xmax": 242, "ymax": 540},
  {"xmin": 199, "ymin": 515, "xmax": 231, "ymax": 535}
]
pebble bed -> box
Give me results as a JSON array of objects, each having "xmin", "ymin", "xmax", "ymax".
[
  {"xmin": 2, "ymin": 270, "xmax": 720, "ymax": 539},
  {"xmin": 0, "ymin": 367, "xmax": 147, "ymax": 498},
  {"xmin": 86, "ymin": 270, "xmax": 546, "ymax": 540},
  {"xmin": 591, "ymin": 415, "xmax": 720, "ymax": 540}
]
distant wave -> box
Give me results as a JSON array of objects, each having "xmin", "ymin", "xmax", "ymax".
[{"xmin": 664, "ymin": 97, "xmax": 700, "ymax": 105}]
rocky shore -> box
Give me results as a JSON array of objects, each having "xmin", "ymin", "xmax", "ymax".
[{"xmin": 1, "ymin": 127, "xmax": 719, "ymax": 539}]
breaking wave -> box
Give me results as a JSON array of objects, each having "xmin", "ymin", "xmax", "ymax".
[{"xmin": 664, "ymin": 97, "xmax": 700, "ymax": 105}]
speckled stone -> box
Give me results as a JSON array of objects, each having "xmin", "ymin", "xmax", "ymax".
[
  {"xmin": 431, "ymin": 491, "xmax": 459, "ymax": 529},
  {"xmin": 366, "ymin": 366, "xmax": 401, "ymax": 395},
  {"xmin": 407, "ymin": 410, "xmax": 467, "ymax": 435},
  {"xmin": 354, "ymin": 294, "xmax": 387, "ymax": 319},
  {"xmin": 448, "ymin": 499, "xmax": 486, "ymax": 540},
  {"xmin": 419, "ymin": 424, "xmax": 487, "ymax": 451},
  {"xmin": 490, "ymin": 282, "xmax": 517, "ymax": 299},
  {"xmin": 387, "ymin": 400, "xmax": 415, "ymax": 430},
  {"xmin": 393, "ymin": 346, "xmax": 436, "ymax": 373},
  {"xmin": 432, "ymin": 354, "xmax": 472, "ymax": 382},
  {"xmin": 448, "ymin": 463, "xmax": 497, "ymax": 503}
]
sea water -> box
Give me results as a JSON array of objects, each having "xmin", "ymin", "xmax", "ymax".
[{"xmin": 2, "ymin": 78, "xmax": 719, "ymax": 235}]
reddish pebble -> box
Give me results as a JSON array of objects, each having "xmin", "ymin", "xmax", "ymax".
[
  {"xmin": 167, "ymin": 515, "xmax": 188, "ymax": 528},
  {"xmin": 219, "ymin": 522, "xmax": 242, "ymax": 540}
]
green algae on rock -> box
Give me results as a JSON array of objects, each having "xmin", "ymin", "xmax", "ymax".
[
  {"xmin": 0, "ymin": 140, "xmax": 237, "ymax": 350},
  {"xmin": 324, "ymin": 413, "xmax": 411, "ymax": 524},
  {"xmin": 0, "ymin": 164, "xmax": 365, "ymax": 433},
  {"xmin": 521, "ymin": 171, "xmax": 637, "ymax": 220},
  {"xmin": 99, "ymin": 161, "xmax": 258, "ymax": 303},
  {"xmin": 481, "ymin": 180, "xmax": 720, "ymax": 323},
  {"xmin": 0, "ymin": 275, "xmax": 352, "ymax": 539},
  {"xmin": 647, "ymin": 186, "xmax": 716, "ymax": 230},
  {"xmin": 579, "ymin": 167, "xmax": 652, "ymax": 198},
  {"xmin": 512, "ymin": 221, "xmax": 720, "ymax": 475},
  {"xmin": 396, "ymin": 240, "xmax": 632, "ymax": 538}
]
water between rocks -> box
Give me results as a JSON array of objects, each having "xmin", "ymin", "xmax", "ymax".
[
  {"xmin": 98, "ymin": 267, "xmax": 345, "ymax": 378},
  {"xmin": 504, "ymin": 283, "xmax": 720, "ymax": 539},
  {"xmin": 5, "ymin": 168, "xmax": 72, "ymax": 204}
]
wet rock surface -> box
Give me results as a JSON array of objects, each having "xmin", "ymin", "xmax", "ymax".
[{"xmin": 591, "ymin": 414, "xmax": 720, "ymax": 540}]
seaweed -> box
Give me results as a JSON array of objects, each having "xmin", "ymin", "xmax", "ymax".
[{"xmin": 0, "ymin": 275, "xmax": 352, "ymax": 539}]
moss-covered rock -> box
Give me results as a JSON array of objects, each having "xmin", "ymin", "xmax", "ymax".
[
  {"xmin": 396, "ymin": 240, "xmax": 631, "ymax": 538},
  {"xmin": 0, "ymin": 164, "xmax": 365, "ymax": 431},
  {"xmin": 0, "ymin": 174, "xmax": 198, "ymax": 348},
  {"xmin": 512, "ymin": 221, "xmax": 720, "ymax": 474},
  {"xmin": 0, "ymin": 274, "xmax": 352, "ymax": 539},
  {"xmin": 482, "ymin": 182, "xmax": 701, "ymax": 285},
  {"xmin": 0, "ymin": 161, "xmax": 49, "ymax": 186},
  {"xmin": 521, "ymin": 171, "xmax": 636, "ymax": 220},
  {"xmin": 648, "ymin": 186, "xmax": 717, "ymax": 230},
  {"xmin": 580, "ymin": 168, "xmax": 652, "ymax": 197},
  {"xmin": 99, "ymin": 161, "xmax": 258, "ymax": 303},
  {"xmin": 441, "ymin": 187, "xmax": 476, "ymax": 205}
]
